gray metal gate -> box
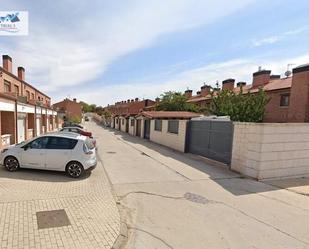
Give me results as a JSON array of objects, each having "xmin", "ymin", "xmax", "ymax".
[{"xmin": 186, "ymin": 120, "xmax": 233, "ymax": 164}]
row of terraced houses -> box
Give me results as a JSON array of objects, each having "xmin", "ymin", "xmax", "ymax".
[
  {"xmin": 0, "ymin": 55, "xmax": 62, "ymax": 149},
  {"xmin": 97, "ymin": 62, "xmax": 309, "ymax": 180},
  {"xmin": 104, "ymin": 62, "xmax": 309, "ymax": 126}
]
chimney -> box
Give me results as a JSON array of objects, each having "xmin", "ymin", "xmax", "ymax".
[
  {"xmin": 17, "ymin": 67, "xmax": 25, "ymax": 81},
  {"xmin": 237, "ymin": 82, "xmax": 246, "ymax": 87},
  {"xmin": 127, "ymin": 99, "xmax": 130, "ymax": 103},
  {"xmin": 73, "ymin": 98, "xmax": 77, "ymax": 102},
  {"xmin": 222, "ymin": 79, "xmax": 235, "ymax": 91},
  {"xmin": 252, "ymin": 69, "xmax": 271, "ymax": 88},
  {"xmin": 200, "ymin": 85, "xmax": 211, "ymax": 96},
  {"xmin": 2, "ymin": 55, "xmax": 12, "ymax": 73},
  {"xmin": 197, "ymin": 91, "xmax": 201, "ymax": 95},
  {"xmin": 131, "ymin": 99, "xmax": 134, "ymax": 102},
  {"xmin": 184, "ymin": 89, "xmax": 193, "ymax": 98},
  {"xmin": 155, "ymin": 97, "xmax": 160, "ymax": 102},
  {"xmin": 288, "ymin": 64, "xmax": 309, "ymax": 122},
  {"xmin": 270, "ymin": 75, "xmax": 281, "ymax": 80},
  {"xmin": 135, "ymin": 98, "xmax": 139, "ymax": 102}
]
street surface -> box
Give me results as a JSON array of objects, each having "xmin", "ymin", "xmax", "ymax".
[
  {"xmin": 0, "ymin": 146, "xmax": 120, "ymax": 249},
  {"xmin": 89, "ymin": 121, "xmax": 309, "ymax": 249}
]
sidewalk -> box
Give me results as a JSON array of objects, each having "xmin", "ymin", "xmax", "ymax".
[{"xmin": 0, "ymin": 160, "xmax": 120, "ymax": 249}]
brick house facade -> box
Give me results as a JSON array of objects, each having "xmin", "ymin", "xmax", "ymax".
[
  {"xmin": 0, "ymin": 55, "xmax": 58, "ymax": 148},
  {"xmin": 53, "ymin": 98, "xmax": 82, "ymax": 122},
  {"xmin": 186, "ymin": 63, "xmax": 309, "ymax": 123}
]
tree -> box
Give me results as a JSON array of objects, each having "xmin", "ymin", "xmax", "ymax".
[
  {"xmin": 80, "ymin": 101, "xmax": 97, "ymax": 113},
  {"xmin": 208, "ymin": 88, "xmax": 270, "ymax": 122},
  {"xmin": 155, "ymin": 91, "xmax": 200, "ymax": 112}
]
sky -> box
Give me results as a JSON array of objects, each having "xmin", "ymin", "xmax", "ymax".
[{"xmin": 1, "ymin": 0, "xmax": 309, "ymax": 106}]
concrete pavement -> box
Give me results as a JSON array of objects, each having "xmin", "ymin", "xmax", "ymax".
[
  {"xmin": 0, "ymin": 151, "xmax": 120, "ymax": 249},
  {"xmin": 90, "ymin": 121, "xmax": 309, "ymax": 249}
]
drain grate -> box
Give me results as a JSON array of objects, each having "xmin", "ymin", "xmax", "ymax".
[
  {"xmin": 36, "ymin": 209, "xmax": 71, "ymax": 229},
  {"xmin": 106, "ymin": 151, "xmax": 116, "ymax": 154},
  {"xmin": 184, "ymin": 192, "xmax": 209, "ymax": 204}
]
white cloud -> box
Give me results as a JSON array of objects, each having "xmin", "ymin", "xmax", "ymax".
[
  {"xmin": 1, "ymin": 0, "xmax": 254, "ymax": 94},
  {"xmin": 252, "ymin": 26, "xmax": 308, "ymax": 47},
  {"xmin": 67, "ymin": 53, "xmax": 309, "ymax": 106}
]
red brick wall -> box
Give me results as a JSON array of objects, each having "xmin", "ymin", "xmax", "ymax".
[
  {"xmin": 53, "ymin": 99, "xmax": 82, "ymax": 120},
  {"xmin": 1, "ymin": 111, "xmax": 16, "ymax": 144},
  {"xmin": 288, "ymin": 69, "xmax": 309, "ymax": 122},
  {"xmin": 263, "ymin": 89, "xmax": 290, "ymax": 122}
]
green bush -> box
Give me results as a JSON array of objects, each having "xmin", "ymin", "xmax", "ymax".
[{"xmin": 155, "ymin": 91, "xmax": 200, "ymax": 112}]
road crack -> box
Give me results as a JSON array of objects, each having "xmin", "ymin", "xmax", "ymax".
[
  {"xmin": 118, "ymin": 191, "xmax": 184, "ymax": 201},
  {"xmin": 127, "ymin": 226, "xmax": 174, "ymax": 249}
]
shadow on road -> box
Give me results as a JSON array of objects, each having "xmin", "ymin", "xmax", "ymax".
[
  {"xmin": 93, "ymin": 124, "xmax": 299, "ymax": 196},
  {"xmin": 0, "ymin": 166, "xmax": 92, "ymax": 183}
]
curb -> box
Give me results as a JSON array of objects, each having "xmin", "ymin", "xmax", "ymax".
[{"xmin": 112, "ymin": 220, "xmax": 128, "ymax": 249}]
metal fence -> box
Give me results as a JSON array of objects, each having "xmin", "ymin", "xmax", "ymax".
[{"xmin": 186, "ymin": 120, "xmax": 233, "ymax": 164}]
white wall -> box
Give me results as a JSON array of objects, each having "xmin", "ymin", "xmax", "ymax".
[
  {"xmin": 128, "ymin": 117, "xmax": 135, "ymax": 135},
  {"xmin": 150, "ymin": 119, "xmax": 187, "ymax": 152},
  {"xmin": 115, "ymin": 117, "xmax": 120, "ymax": 130},
  {"xmin": 120, "ymin": 117, "xmax": 127, "ymax": 132},
  {"xmin": 231, "ymin": 122, "xmax": 309, "ymax": 180}
]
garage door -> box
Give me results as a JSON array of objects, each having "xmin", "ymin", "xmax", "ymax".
[{"xmin": 17, "ymin": 118, "xmax": 25, "ymax": 143}]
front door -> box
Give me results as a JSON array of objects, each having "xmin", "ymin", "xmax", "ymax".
[
  {"xmin": 144, "ymin": 119, "xmax": 151, "ymax": 139},
  {"xmin": 126, "ymin": 118, "xmax": 129, "ymax": 133},
  {"xmin": 21, "ymin": 137, "xmax": 49, "ymax": 169},
  {"xmin": 17, "ymin": 118, "xmax": 25, "ymax": 143},
  {"xmin": 136, "ymin": 120, "xmax": 141, "ymax": 137}
]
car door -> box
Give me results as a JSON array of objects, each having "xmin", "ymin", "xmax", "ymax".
[
  {"xmin": 21, "ymin": 137, "xmax": 49, "ymax": 169},
  {"xmin": 45, "ymin": 137, "xmax": 77, "ymax": 170}
]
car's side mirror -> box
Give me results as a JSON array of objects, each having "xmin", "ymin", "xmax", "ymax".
[{"xmin": 23, "ymin": 145, "xmax": 29, "ymax": 151}]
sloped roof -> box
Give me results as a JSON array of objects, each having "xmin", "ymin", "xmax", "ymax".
[{"xmin": 136, "ymin": 111, "xmax": 201, "ymax": 119}]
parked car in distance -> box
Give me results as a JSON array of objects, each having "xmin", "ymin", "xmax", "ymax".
[
  {"xmin": 0, "ymin": 133, "xmax": 96, "ymax": 178},
  {"xmin": 85, "ymin": 117, "xmax": 89, "ymax": 121},
  {"xmin": 62, "ymin": 121, "xmax": 83, "ymax": 129},
  {"xmin": 59, "ymin": 127, "xmax": 96, "ymax": 147},
  {"xmin": 60, "ymin": 127, "xmax": 92, "ymax": 138}
]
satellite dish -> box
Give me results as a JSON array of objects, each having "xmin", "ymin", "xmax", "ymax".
[{"xmin": 285, "ymin": 70, "xmax": 292, "ymax": 77}]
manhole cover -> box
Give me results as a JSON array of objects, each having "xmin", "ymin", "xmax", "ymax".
[
  {"xmin": 106, "ymin": 151, "xmax": 116, "ymax": 154},
  {"xmin": 36, "ymin": 209, "xmax": 71, "ymax": 229},
  {"xmin": 184, "ymin": 192, "xmax": 209, "ymax": 204}
]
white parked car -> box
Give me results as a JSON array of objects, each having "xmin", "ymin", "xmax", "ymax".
[{"xmin": 0, "ymin": 133, "xmax": 97, "ymax": 178}]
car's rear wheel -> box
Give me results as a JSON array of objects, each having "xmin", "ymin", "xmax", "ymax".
[
  {"xmin": 4, "ymin": 156, "xmax": 20, "ymax": 172},
  {"xmin": 66, "ymin": 161, "xmax": 84, "ymax": 178}
]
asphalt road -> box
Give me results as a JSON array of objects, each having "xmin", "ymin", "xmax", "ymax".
[{"xmin": 88, "ymin": 121, "xmax": 309, "ymax": 249}]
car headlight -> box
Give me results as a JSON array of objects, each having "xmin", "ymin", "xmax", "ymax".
[{"xmin": 1, "ymin": 149, "xmax": 8, "ymax": 153}]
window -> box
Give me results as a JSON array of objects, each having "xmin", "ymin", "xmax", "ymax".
[
  {"xmin": 154, "ymin": 119, "xmax": 162, "ymax": 131},
  {"xmin": 280, "ymin": 94, "xmax": 290, "ymax": 107},
  {"xmin": 26, "ymin": 90, "xmax": 30, "ymax": 100},
  {"xmin": 4, "ymin": 80, "xmax": 11, "ymax": 92},
  {"xmin": 27, "ymin": 137, "xmax": 49, "ymax": 149},
  {"xmin": 122, "ymin": 119, "xmax": 124, "ymax": 125},
  {"xmin": 14, "ymin": 85, "xmax": 19, "ymax": 95},
  {"xmin": 167, "ymin": 120, "xmax": 179, "ymax": 134},
  {"xmin": 31, "ymin": 93, "xmax": 35, "ymax": 100},
  {"xmin": 131, "ymin": 119, "xmax": 134, "ymax": 126},
  {"xmin": 46, "ymin": 137, "xmax": 78, "ymax": 150},
  {"xmin": 116, "ymin": 119, "xmax": 118, "ymax": 124}
]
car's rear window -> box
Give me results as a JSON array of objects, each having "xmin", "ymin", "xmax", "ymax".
[{"xmin": 85, "ymin": 138, "xmax": 95, "ymax": 150}]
